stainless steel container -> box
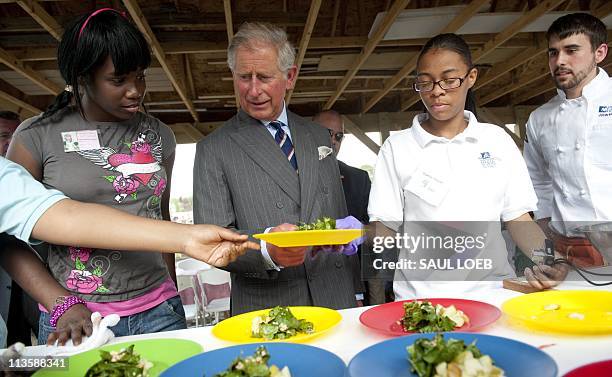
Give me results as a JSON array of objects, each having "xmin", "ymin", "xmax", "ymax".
[{"xmin": 575, "ymin": 222, "xmax": 612, "ymax": 264}]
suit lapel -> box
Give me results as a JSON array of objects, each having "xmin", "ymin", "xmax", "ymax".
[
  {"xmin": 288, "ymin": 111, "xmax": 318, "ymax": 221},
  {"xmin": 229, "ymin": 110, "xmax": 300, "ymax": 204}
]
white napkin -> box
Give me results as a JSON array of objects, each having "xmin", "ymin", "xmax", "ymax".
[{"xmin": 0, "ymin": 312, "xmax": 120, "ymax": 360}]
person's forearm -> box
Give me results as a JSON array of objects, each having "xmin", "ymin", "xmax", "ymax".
[
  {"xmin": 506, "ymin": 213, "xmax": 547, "ymax": 261},
  {"xmin": 0, "ymin": 236, "xmax": 69, "ymax": 311},
  {"xmin": 32, "ymin": 200, "xmax": 191, "ymax": 254}
]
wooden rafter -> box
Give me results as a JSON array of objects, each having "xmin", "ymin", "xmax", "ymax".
[
  {"xmin": 343, "ymin": 115, "xmax": 380, "ymax": 154},
  {"xmin": 183, "ymin": 54, "xmax": 196, "ymax": 99},
  {"xmin": 223, "ymin": 0, "xmax": 240, "ymax": 109},
  {"xmin": 475, "ymin": 34, "xmax": 546, "ymax": 90},
  {"xmin": 0, "ymin": 47, "xmax": 61, "ymax": 95},
  {"xmin": 473, "ymin": 0, "xmax": 565, "ymax": 62},
  {"xmin": 323, "ymin": 0, "xmax": 410, "ymax": 110},
  {"xmin": 286, "ymin": 0, "xmax": 322, "ymax": 104},
  {"xmin": 361, "ymin": 0, "xmax": 488, "ymax": 114},
  {"xmin": 5, "ymin": 34, "xmax": 541, "ymax": 62},
  {"xmin": 330, "ymin": 0, "xmax": 341, "ymax": 37},
  {"xmin": 122, "ymin": 0, "xmax": 198, "ymax": 121},
  {"xmin": 0, "ymin": 89, "xmax": 42, "ymax": 114},
  {"xmin": 16, "ymin": 0, "xmax": 63, "ymax": 41},
  {"xmin": 400, "ymin": 0, "xmax": 565, "ymax": 111},
  {"xmin": 478, "ymin": 61, "xmax": 550, "ymax": 105}
]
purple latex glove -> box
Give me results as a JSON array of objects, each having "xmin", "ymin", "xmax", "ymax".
[{"xmin": 313, "ymin": 216, "xmax": 365, "ymax": 256}]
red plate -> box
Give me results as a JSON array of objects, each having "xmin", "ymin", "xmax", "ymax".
[
  {"xmin": 563, "ymin": 360, "xmax": 612, "ymax": 377},
  {"xmin": 359, "ymin": 298, "xmax": 501, "ymax": 336}
]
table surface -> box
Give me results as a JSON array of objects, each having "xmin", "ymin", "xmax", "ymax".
[
  {"xmin": 6, "ymin": 269, "xmax": 611, "ymax": 376},
  {"xmin": 108, "ymin": 273, "xmax": 612, "ymax": 376}
]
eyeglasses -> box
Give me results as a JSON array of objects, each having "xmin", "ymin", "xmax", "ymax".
[
  {"xmin": 413, "ymin": 72, "xmax": 471, "ymax": 92},
  {"xmin": 327, "ymin": 129, "xmax": 344, "ymax": 142}
]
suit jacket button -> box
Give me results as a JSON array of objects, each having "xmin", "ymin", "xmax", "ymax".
[
  {"xmin": 335, "ymin": 261, "xmax": 342, "ymax": 268},
  {"xmin": 276, "ymin": 201, "xmax": 284, "ymax": 208}
]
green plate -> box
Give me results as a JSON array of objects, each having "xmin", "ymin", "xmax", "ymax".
[{"xmin": 33, "ymin": 338, "xmax": 203, "ymax": 376}]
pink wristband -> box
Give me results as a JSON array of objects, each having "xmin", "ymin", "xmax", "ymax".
[{"xmin": 49, "ymin": 296, "xmax": 86, "ymax": 328}]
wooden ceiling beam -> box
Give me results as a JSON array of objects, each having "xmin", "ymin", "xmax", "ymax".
[
  {"xmin": 0, "ymin": 46, "xmax": 61, "ymax": 95},
  {"xmin": 223, "ymin": 0, "xmax": 240, "ymax": 109},
  {"xmin": 122, "ymin": 0, "xmax": 198, "ymax": 121},
  {"xmin": 361, "ymin": 0, "xmax": 488, "ymax": 114},
  {"xmin": 16, "ymin": 0, "xmax": 63, "ymax": 41},
  {"xmin": 478, "ymin": 62, "xmax": 550, "ymax": 105},
  {"xmin": 474, "ymin": 34, "xmax": 546, "ymax": 90},
  {"xmin": 342, "ymin": 115, "xmax": 380, "ymax": 154},
  {"xmin": 286, "ymin": 0, "xmax": 322, "ymax": 104},
  {"xmin": 0, "ymin": 90, "xmax": 42, "ymax": 114},
  {"xmin": 323, "ymin": 0, "xmax": 410, "ymax": 109},
  {"xmin": 472, "ymin": 0, "xmax": 565, "ymax": 62}
]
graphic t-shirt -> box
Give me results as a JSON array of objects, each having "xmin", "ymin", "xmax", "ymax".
[{"xmin": 14, "ymin": 107, "xmax": 176, "ymax": 302}]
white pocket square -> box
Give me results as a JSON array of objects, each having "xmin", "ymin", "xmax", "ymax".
[{"xmin": 318, "ymin": 146, "xmax": 333, "ymax": 160}]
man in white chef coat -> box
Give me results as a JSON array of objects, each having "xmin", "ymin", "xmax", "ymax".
[{"xmin": 524, "ymin": 13, "xmax": 611, "ymax": 267}]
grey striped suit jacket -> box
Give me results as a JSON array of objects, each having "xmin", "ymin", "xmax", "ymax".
[{"xmin": 193, "ymin": 109, "xmax": 358, "ymax": 314}]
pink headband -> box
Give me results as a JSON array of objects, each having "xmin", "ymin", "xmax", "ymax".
[{"xmin": 78, "ymin": 8, "xmax": 127, "ymax": 41}]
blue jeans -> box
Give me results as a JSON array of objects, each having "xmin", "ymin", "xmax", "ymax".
[{"xmin": 38, "ymin": 296, "xmax": 186, "ymax": 344}]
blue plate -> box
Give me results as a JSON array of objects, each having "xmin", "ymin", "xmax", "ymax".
[
  {"xmin": 347, "ymin": 333, "xmax": 557, "ymax": 377},
  {"xmin": 160, "ymin": 342, "xmax": 345, "ymax": 377}
]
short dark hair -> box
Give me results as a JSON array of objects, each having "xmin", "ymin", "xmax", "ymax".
[
  {"xmin": 34, "ymin": 9, "xmax": 151, "ymax": 125},
  {"xmin": 0, "ymin": 111, "xmax": 20, "ymax": 122},
  {"xmin": 547, "ymin": 13, "xmax": 607, "ymax": 51}
]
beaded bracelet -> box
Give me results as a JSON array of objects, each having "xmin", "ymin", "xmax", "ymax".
[{"xmin": 49, "ymin": 295, "xmax": 86, "ymax": 327}]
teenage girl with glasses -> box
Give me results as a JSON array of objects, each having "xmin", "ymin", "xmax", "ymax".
[{"xmin": 367, "ymin": 33, "xmax": 568, "ymax": 300}]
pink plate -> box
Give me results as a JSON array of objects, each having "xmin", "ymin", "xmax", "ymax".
[
  {"xmin": 563, "ymin": 360, "xmax": 612, "ymax": 377},
  {"xmin": 359, "ymin": 298, "xmax": 501, "ymax": 336}
]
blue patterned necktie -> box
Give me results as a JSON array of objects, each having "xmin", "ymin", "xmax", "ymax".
[{"xmin": 269, "ymin": 121, "xmax": 298, "ymax": 171}]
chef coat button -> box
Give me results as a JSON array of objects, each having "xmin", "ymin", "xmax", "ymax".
[
  {"xmin": 563, "ymin": 191, "xmax": 569, "ymax": 198},
  {"xmin": 579, "ymin": 189, "xmax": 587, "ymax": 196},
  {"xmin": 335, "ymin": 261, "xmax": 343, "ymax": 268},
  {"xmin": 556, "ymin": 147, "xmax": 563, "ymax": 153},
  {"xmin": 322, "ymin": 186, "xmax": 329, "ymax": 194},
  {"xmin": 276, "ymin": 201, "xmax": 284, "ymax": 209},
  {"xmin": 575, "ymin": 143, "xmax": 581, "ymax": 150}
]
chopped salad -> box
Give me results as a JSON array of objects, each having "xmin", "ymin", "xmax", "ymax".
[
  {"xmin": 408, "ymin": 334, "xmax": 505, "ymax": 377},
  {"xmin": 251, "ymin": 306, "xmax": 314, "ymax": 340},
  {"xmin": 85, "ymin": 345, "xmax": 153, "ymax": 377},
  {"xmin": 399, "ymin": 301, "xmax": 469, "ymax": 333},
  {"xmin": 213, "ymin": 346, "xmax": 291, "ymax": 377},
  {"xmin": 296, "ymin": 217, "xmax": 336, "ymax": 231}
]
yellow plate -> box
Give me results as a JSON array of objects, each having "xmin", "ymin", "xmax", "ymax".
[
  {"xmin": 253, "ymin": 229, "xmax": 363, "ymax": 247},
  {"xmin": 502, "ymin": 290, "xmax": 612, "ymax": 334},
  {"xmin": 212, "ymin": 306, "xmax": 342, "ymax": 343}
]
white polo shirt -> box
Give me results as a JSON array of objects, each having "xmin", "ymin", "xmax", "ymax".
[
  {"xmin": 524, "ymin": 68, "xmax": 612, "ymax": 236},
  {"xmin": 368, "ymin": 111, "xmax": 537, "ymax": 299}
]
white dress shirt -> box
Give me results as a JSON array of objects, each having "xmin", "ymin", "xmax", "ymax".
[
  {"xmin": 368, "ymin": 111, "xmax": 537, "ymax": 299},
  {"xmin": 524, "ymin": 68, "xmax": 612, "ymax": 236}
]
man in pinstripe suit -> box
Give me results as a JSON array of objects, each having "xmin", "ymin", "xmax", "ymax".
[{"xmin": 193, "ymin": 22, "xmax": 359, "ymax": 315}]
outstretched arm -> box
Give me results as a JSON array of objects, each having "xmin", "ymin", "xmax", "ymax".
[{"xmin": 32, "ymin": 199, "xmax": 259, "ymax": 267}]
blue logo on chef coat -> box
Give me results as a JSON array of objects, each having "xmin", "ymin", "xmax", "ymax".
[
  {"xmin": 599, "ymin": 105, "xmax": 612, "ymax": 117},
  {"xmin": 479, "ymin": 152, "xmax": 496, "ymax": 168}
]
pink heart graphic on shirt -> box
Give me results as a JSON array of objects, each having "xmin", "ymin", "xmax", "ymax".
[{"xmin": 108, "ymin": 144, "xmax": 157, "ymax": 185}]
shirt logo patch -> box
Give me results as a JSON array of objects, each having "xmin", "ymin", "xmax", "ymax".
[
  {"xmin": 599, "ymin": 105, "xmax": 612, "ymax": 117},
  {"xmin": 479, "ymin": 151, "xmax": 496, "ymax": 168}
]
